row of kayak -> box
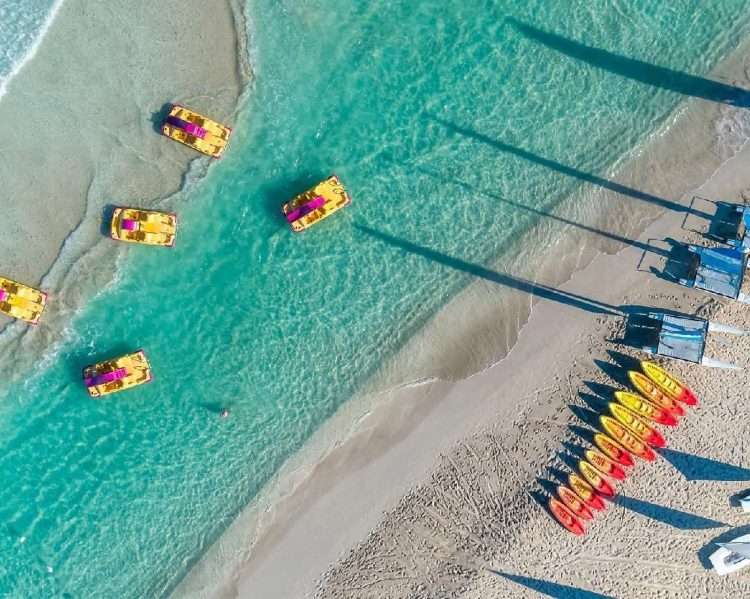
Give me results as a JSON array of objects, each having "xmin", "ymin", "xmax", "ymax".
[
  {"xmin": 1, "ymin": 106, "xmax": 352, "ymax": 338},
  {"xmin": 549, "ymin": 361, "xmax": 698, "ymax": 536}
]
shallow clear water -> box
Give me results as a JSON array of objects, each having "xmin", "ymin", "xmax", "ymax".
[
  {"xmin": 0, "ymin": 0, "xmax": 61, "ymax": 95},
  {"xmin": 1, "ymin": 0, "xmax": 750, "ymax": 596}
]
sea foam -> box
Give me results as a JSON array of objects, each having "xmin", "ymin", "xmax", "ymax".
[{"xmin": 0, "ymin": 0, "xmax": 65, "ymax": 100}]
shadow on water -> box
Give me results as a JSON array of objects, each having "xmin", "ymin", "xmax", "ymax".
[
  {"xmin": 660, "ymin": 448, "xmax": 750, "ymax": 481},
  {"xmin": 615, "ymin": 495, "xmax": 726, "ymax": 530},
  {"xmin": 427, "ymin": 115, "xmax": 711, "ymax": 218},
  {"xmin": 149, "ymin": 103, "xmax": 173, "ymax": 134},
  {"xmin": 258, "ymin": 172, "xmax": 329, "ymax": 221},
  {"xmin": 507, "ymin": 18, "xmax": 750, "ymax": 107},
  {"xmin": 355, "ymin": 224, "xmax": 622, "ymax": 316},
  {"xmin": 68, "ymin": 344, "xmax": 135, "ymax": 382},
  {"xmin": 491, "ymin": 571, "xmax": 615, "ymax": 599},
  {"xmin": 698, "ymin": 525, "xmax": 750, "ymax": 569},
  {"xmin": 416, "ymin": 165, "xmax": 672, "ymax": 259}
]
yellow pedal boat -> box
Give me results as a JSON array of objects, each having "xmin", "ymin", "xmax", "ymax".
[
  {"xmin": 281, "ymin": 175, "xmax": 351, "ymax": 232},
  {"xmin": 161, "ymin": 104, "xmax": 231, "ymax": 158},
  {"xmin": 110, "ymin": 207, "xmax": 177, "ymax": 247},
  {"xmin": 83, "ymin": 350, "xmax": 152, "ymax": 398},
  {"xmin": 0, "ymin": 277, "xmax": 47, "ymax": 325}
]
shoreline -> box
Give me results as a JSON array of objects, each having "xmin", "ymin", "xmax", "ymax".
[
  {"xmin": 0, "ymin": 0, "xmax": 250, "ymax": 386},
  {"xmin": 174, "ymin": 31, "xmax": 750, "ymax": 599},
  {"xmin": 0, "ymin": 0, "xmax": 66, "ymax": 101}
]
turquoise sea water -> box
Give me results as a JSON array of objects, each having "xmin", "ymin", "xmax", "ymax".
[{"xmin": 2, "ymin": 1, "xmax": 750, "ymax": 596}]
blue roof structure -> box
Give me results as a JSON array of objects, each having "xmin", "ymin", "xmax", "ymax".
[
  {"xmin": 686, "ymin": 245, "xmax": 746, "ymax": 300},
  {"xmin": 653, "ymin": 312, "xmax": 708, "ymax": 364},
  {"xmin": 739, "ymin": 206, "xmax": 750, "ymax": 252}
]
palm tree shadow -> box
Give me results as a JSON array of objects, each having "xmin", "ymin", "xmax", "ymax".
[
  {"xmin": 491, "ymin": 571, "xmax": 616, "ymax": 599},
  {"xmin": 660, "ymin": 448, "xmax": 750, "ymax": 481},
  {"xmin": 355, "ymin": 224, "xmax": 623, "ymax": 316},
  {"xmin": 615, "ymin": 495, "xmax": 726, "ymax": 530},
  {"xmin": 415, "ymin": 165, "xmax": 672, "ymax": 259},
  {"xmin": 426, "ymin": 116, "xmax": 710, "ymax": 219},
  {"xmin": 507, "ymin": 18, "xmax": 750, "ymax": 107}
]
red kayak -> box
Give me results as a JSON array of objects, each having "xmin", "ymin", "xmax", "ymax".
[
  {"xmin": 557, "ymin": 485, "xmax": 594, "ymax": 521},
  {"xmin": 549, "ymin": 497, "xmax": 585, "ymax": 535}
]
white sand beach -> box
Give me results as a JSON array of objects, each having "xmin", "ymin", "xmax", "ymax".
[{"xmin": 174, "ymin": 37, "xmax": 750, "ymax": 599}]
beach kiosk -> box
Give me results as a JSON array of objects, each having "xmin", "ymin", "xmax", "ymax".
[
  {"xmin": 677, "ymin": 245, "xmax": 749, "ymax": 302},
  {"xmin": 625, "ymin": 311, "xmax": 744, "ymax": 369}
]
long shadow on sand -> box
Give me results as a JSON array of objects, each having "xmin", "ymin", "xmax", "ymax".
[
  {"xmin": 616, "ymin": 495, "xmax": 726, "ymax": 530},
  {"xmin": 508, "ymin": 18, "xmax": 750, "ymax": 108},
  {"xmin": 415, "ymin": 165, "xmax": 671, "ymax": 259},
  {"xmin": 355, "ymin": 224, "xmax": 622, "ymax": 317},
  {"xmin": 491, "ymin": 571, "xmax": 615, "ymax": 599},
  {"xmin": 427, "ymin": 116, "xmax": 710, "ymax": 219},
  {"xmin": 660, "ymin": 448, "xmax": 750, "ymax": 481}
]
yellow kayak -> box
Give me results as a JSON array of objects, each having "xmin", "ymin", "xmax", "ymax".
[
  {"xmin": 609, "ymin": 403, "xmax": 666, "ymax": 448},
  {"xmin": 110, "ymin": 207, "xmax": 177, "ymax": 247},
  {"xmin": 161, "ymin": 104, "xmax": 231, "ymax": 158},
  {"xmin": 628, "ymin": 370, "xmax": 685, "ymax": 417},
  {"xmin": 281, "ymin": 175, "xmax": 351, "ymax": 232},
  {"xmin": 0, "ymin": 276, "xmax": 47, "ymax": 325},
  {"xmin": 584, "ymin": 448, "xmax": 626, "ymax": 480},
  {"xmin": 593, "ymin": 432, "xmax": 634, "ymax": 467},
  {"xmin": 641, "ymin": 361, "xmax": 698, "ymax": 406},
  {"xmin": 614, "ymin": 390, "xmax": 677, "ymax": 426},
  {"xmin": 83, "ymin": 350, "xmax": 152, "ymax": 398},
  {"xmin": 600, "ymin": 416, "xmax": 656, "ymax": 461},
  {"xmin": 578, "ymin": 459, "xmax": 615, "ymax": 497}
]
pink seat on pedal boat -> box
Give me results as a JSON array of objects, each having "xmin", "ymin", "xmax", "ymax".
[
  {"xmin": 85, "ymin": 367, "xmax": 128, "ymax": 387},
  {"xmin": 286, "ymin": 196, "xmax": 325, "ymax": 223}
]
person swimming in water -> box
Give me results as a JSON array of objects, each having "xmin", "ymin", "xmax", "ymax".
[{"xmin": 220, "ymin": 408, "xmax": 230, "ymax": 419}]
